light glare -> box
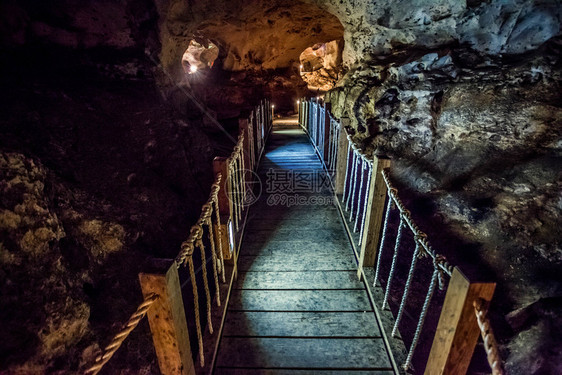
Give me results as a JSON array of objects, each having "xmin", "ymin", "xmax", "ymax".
[{"xmin": 190, "ymin": 65, "xmax": 198, "ymax": 73}]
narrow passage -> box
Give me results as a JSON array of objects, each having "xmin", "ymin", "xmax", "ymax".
[{"xmin": 214, "ymin": 117, "xmax": 395, "ymax": 374}]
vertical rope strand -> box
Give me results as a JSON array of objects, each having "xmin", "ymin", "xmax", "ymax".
[
  {"xmin": 403, "ymin": 268, "xmax": 439, "ymax": 371},
  {"xmin": 342, "ymin": 140, "xmax": 352, "ymax": 203},
  {"xmin": 354, "ymin": 160, "xmax": 367, "ymax": 232},
  {"xmin": 196, "ymin": 237, "xmax": 213, "ymax": 335},
  {"xmin": 474, "ymin": 299, "xmax": 505, "ymax": 375},
  {"xmin": 392, "ymin": 237, "xmax": 423, "ymax": 337},
  {"xmin": 374, "ymin": 190, "xmax": 394, "ymax": 287},
  {"xmin": 187, "ymin": 255, "xmax": 204, "ymax": 367},
  {"xmin": 346, "ymin": 150, "xmax": 357, "ymax": 211},
  {"xmin": 349, "ymin": 154, "xmax": 360, "ymax": 219},
  {"xmin": 382, "ymin": 215, "xmax": 405, "ymax": 309}
]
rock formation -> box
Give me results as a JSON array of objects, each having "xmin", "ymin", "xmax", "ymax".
[{"xmin": 0, "ymin": 0, "xmax": 560, "ymax": 374}]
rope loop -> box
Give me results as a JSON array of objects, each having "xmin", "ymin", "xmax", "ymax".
[
  {"xmin": 434, "ymin": 255, "xmax": 448, "ymax": 290},
  {"xmin": 414, "ymin": 232, "xmax": 428, "ymax": 258}
]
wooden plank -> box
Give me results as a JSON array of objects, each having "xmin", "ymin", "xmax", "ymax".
[
  {"xmin": 240, "ymin": 239, "xmax": 352, "ymax": 257},
  {"xmin": 215, "ymin": 369, "xmax": 394, "ymax": 375},
  {"xmin": 236, "ymin": 271, "xmax": 363, "ymax": 290},
  {"xmin": 222, "ymin": 311, "xmax": 381, "ymax": 337},
  {"xmin": 335, "ymin": 118, "xmax": 350, "ymax": 194},
  {"xmin": 228, "ymin": 289, "xmax": 372, "ymax": 311},
  {"xmin": 246, "ymin": 216, "xmax": 343, "ymax": 231},
  {"xmin": 215, "ymin": 338, "xmax": 391, "ymax": 369},
  {"xmin": 237, "ymin": 252, "xmax": 356, "ymax": 272},
  {"xmin": 425, "ymin": 267, "xmax": 496, "ymax": 375},
  {"xmin": 138, "ymin": 260, "xmax": 195, "ymax": 375},
  {"xmin": 243, "ymin": 228, "xmax": 348, "ymax": 244},
  {"xmin": 247, "ymin": 208, "xmax": 341, "ymax": 221},
  {"xmin": 357, "ymin": 156, "xmax": 391, "ymax": 276}
]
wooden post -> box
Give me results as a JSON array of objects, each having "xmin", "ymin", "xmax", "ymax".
[
  {"xmin": 213, "ymin": 157, "xmax": 230, "ymax": 217},
  {"xmin": 213, "ymin": 157, "xmax": 235, "ymax": 260},
  {"xmin": 322, "ymin": 103, "xmax": 331, "ymax": 159},
  {"xmin": 139, "ymin": 259, "xmax": 195, "ymax": 375},
  {"xmin": 250, "ymin": 110, "xmax": 260, "ymax": 162},
  {"xmin": 335, "ymin": 118, "xmax": 350, "ymax": 194},
  {"xmin": 425, "ymin": 267, "xmax": 496, "ymax": 375},
  {"xmin": 357, "ymin": 156, "xmax": 391, "ymax": 277},
  {"xmin": 215, "ymin": 220, "xmax": 233, "ymax": 260}
]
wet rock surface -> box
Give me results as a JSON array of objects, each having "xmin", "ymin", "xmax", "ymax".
[{"xmin": 327, "ymin": 39, "xmax": 562, "ymax": 374}]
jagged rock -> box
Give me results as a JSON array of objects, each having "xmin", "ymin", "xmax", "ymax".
[{"xmin": 299, "ymin": 39, "xmax": 344, "ymax": 91}]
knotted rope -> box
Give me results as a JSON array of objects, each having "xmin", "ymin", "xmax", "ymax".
[{"xmin": 474, "ymin": 298, "xmax": 505, "ymax": 375}]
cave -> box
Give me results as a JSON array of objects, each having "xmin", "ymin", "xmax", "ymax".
[{"xmin": 0, "ymin": 1, "xmax": 560, "ymax": 374}]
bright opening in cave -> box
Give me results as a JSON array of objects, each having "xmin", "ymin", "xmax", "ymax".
[
  {"xmin": 298, "ymin": 39, "xmax": 344, "ymax": 92},
  {"xmin": 181, "ymin": 38, "xmax": 219, "ymax": 75}
]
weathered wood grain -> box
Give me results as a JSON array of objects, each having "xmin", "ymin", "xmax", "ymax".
[
  {"xmin": 215, "ymin": 337, "xmax": 391, "ymax": 369},
  {"xmin": 240, "ymin": 239, "xmax": 350, "ymax": 256},
  {"xmin": 228, "ymin": 289, "xmax": 372, "ymax": 311},
  {"xmin": 215, "ymin": 126, "xmax": 395, "ymax": 374},
  {"xmin": 237, "ymin": 253, "xmax": 355, "ymax": 272},
  {"xmin": 243, "ymin": 228, "xmax": 348, "ymax": 244},
  {"xmin": 235, "ymin": 270, "xmax": 363, "ymax": 289},
  {"xmin": 222, "ymin": 311, "xmax": 381, "ymax": 337},
  {"xmin": 425, "ymin": 267, "xmax": 496, "ymax": 375},
  {"xmin": 215, "ymin": 368, "xmax": 395, "ymax": 375}
]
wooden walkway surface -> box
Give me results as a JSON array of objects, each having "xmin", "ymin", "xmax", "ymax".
[{"xmin": 214, "ymin": 118, "xmax": 396, "ymax": 374}]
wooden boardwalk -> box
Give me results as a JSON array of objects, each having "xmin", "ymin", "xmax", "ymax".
[{"xmin": 214, "ymin": 118, "xmax": 396, "ymax": 374}]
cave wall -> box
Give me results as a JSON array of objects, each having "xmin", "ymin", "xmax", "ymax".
[
  {"xmin": 0, "ymin": 0, "xmax": 561, "ymax": 374},
  {"xmin": 313, "ymin": 0, "xmax": 561, "ymax": 66},
  {"xmin": 320, "ymin": 1, "xmax": 562, "ymax": 374}
]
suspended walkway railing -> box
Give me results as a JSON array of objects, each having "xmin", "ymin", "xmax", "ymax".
[
  {"xmin": 299, "ymin": 98, "xmax": 504, "ymax": 375},
  {"xmin": 85, "ymin": 99, "xmax": 273, "ymax": 375}
]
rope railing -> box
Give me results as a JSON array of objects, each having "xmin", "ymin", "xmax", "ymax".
[
  {"xmin": 170, "ymin": 99, "xmax": 270, "ymax": 369},
  {"xmin": 83, "ymin": 99, "xmax": 272, "ymax": 375},
  {"xmin": 376, "ymin": 170, "xmax": 453, "ymax": 369},
  {"xmin": 84, "ymin": 293, "xmax": 159, "ymax": 375},
  {"xmin": 299, "ymin": 97, "xmax": 503, "ymax": 375},
  {"xmin": 341, "ymin": 137, "xmax": 373, "ymax": 247},
  {"xmin": 174, "ymin": 173, "xmax": 225, "ymax": 367}
]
